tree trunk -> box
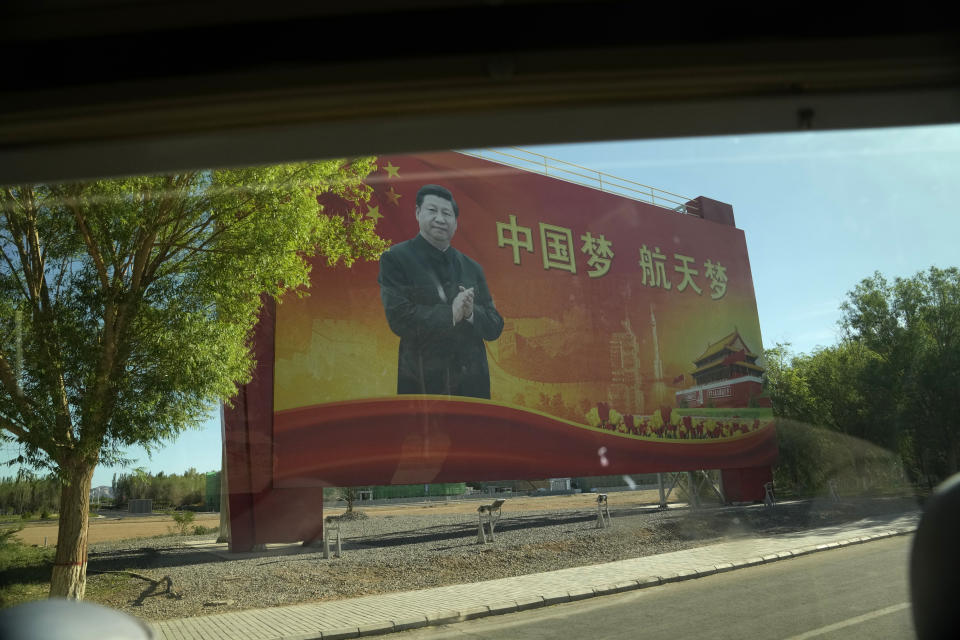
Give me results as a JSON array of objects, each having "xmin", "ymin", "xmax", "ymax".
[{"xmin": 49, "ymin": 463, "xmax": 94, "ymax": 599}]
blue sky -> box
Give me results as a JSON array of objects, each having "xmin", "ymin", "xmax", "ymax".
[{"xmin": 81, "ymin": 123, "xmax": 960, "ymax": 487}]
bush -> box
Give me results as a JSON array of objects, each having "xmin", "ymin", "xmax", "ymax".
[
  {"xmin": 19, "ymin": 512, "xmax": 33, "ymax": 521},
  {"xmin": 773, "ymin": 419, "xmax": 910, "ymax": 498},
  {"xmin": 191, "ymin": 524, "xmax": 218, "ymax": 535},
  {"xmin": 1, "ymin": 525, "xmax": 23, "ymax": 546},
  {"xmin": 330, "ymin": 511, "xmax": 368, "ymax": 522},
  {"xmin": 40, "ymin": 510, "xmax": 50, "ymax": 520},
  {"xmin": 169, "ymin": 509, "xmax": 196, "ymax": 535}
]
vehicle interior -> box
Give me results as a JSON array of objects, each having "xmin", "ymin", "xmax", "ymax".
[
  {"xmin": 3, "ymin": 4, "xmax": 958, "ymax": 183},
  {"xmin": 2, "ymin": 2, "xmax": 958, "ymax": 639}
]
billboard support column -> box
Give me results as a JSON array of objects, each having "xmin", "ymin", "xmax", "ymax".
[
  {"xmin": 224, "ymin": 382, "xmax": 256, "ymax": 552},
  {"xmin": 657, "ymin": 473, "xmax": 666, "ymax": 509},
  {"xmin": 225, "ymin": 296, "xmax": 328, "ymax": 551},
  {"xmin": 705, "ymin": 470, "xmax": 725, "ymax": 503},
  {"xmin": 686, "ymin": 471, "xmax": 699, "ymax": 509},
  {"xmin": 721, "ymin": 466, "xmax": 774, "ymax": 503},
  {"xmin": 217, "ymin": 403, "xmax": 230, "ymax": 545}
]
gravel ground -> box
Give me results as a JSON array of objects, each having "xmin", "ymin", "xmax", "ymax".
[{"xmin": 83, "ymin": 495, "xmax": 920, "ymax": 621}]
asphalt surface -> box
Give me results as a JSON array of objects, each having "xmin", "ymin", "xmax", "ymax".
[{"xmin": 389, "ymin": 536, "xmax": 914, "ymax": 640}]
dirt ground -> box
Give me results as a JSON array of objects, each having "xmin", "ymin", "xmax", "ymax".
[
  {"xmin": 15, "ymin": 513, "xmax": 222, "ymax": 546},
  {"xmin": 325, "ymin": 490, "xmax": 663, "ymax": 517},
  {"xmin": 14, "ymin": 491, "xmax": 663, "ymax": 546},
  {"xmin": 81, "ymin": 494, "xmax": 919, "ymax": 621}
]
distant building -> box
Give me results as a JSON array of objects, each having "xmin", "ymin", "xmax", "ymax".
[
  {"xmin": 89, "ymin": 486, "xmax": 113, "ymax": 500},
  {"xmin": 676, "ymin": 330, "xmax": 768, "ymax": 408}
]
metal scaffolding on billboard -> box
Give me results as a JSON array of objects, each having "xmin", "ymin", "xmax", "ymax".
[
  {"xmin": 458, "ymin": 147, "xmax": 700, "ymax": 215},
  {"xmin": 658, "ymin": 470, "xmax": 725, "ymax": 509}
]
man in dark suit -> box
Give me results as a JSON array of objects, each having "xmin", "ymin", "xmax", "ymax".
[{"xmin": 378, "ymin": 184, "xmax": 504, "ymax": 398}]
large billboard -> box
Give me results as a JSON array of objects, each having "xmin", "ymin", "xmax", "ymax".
[{"xmin": 266, "ymin": 151, "xmax": 776, "ymax": 489}]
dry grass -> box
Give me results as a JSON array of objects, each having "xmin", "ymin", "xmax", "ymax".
[
  {"xmin": 13, "ymin": 491, "xmax": 662, "ymax": 547},
  {"xmin": 14, "ymin": 513, "xmax": 221, "ymax": 546},
  {"xmin": 326, "ymin": 490, "xmax": 664, "ymax": 518}
]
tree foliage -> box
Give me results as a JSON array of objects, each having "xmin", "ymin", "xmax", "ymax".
[
  {"xmin": 112, "ymin": 467, "xmax": 208, "ymax": 510},
  {"xmin": 842, "ymin": 267, "xmax": 960, "ymax": 482},
  {"xmin": 0, "ymin": 158, "xmax": 387, "ymax": 597},
  {"xmin": 765, "ymin": 266, "xmax": 960, "ymax": 490},
  {"xmin": 1, "ymin": 160, "xmax": 385, "ymax": 473},
  {"xmin": 0, "ymin": 471, "xmax": 60, "ymax": 517},
  {"xmin": 765, "ymin": 341, "xmax": 893, "ymax": 447}
]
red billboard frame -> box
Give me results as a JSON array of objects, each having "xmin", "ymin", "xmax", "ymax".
[{"xmin": 223, "ymin": 153, "xmax": 777, "ymax": 550}]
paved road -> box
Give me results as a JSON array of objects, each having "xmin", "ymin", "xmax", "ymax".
[{"xmin": 391, "ymin": 536, "xmax": 914, "ymax": 640}]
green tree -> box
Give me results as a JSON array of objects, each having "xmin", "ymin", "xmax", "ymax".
[
  {"xmin": 339, "ymin": 487, "xmax": 359, "ymax": 513},
  {"xmin": 842, "ymin": 267, "xmax": 960, "ymax": 481},
  {"xmin": 793, "ymin": 342, "xmax": 893, "ymax": 446},
  {"xmin": 169, "ymin": 508, "xmax": 196, "ymax": 535},
  {"xmin": 130, "ymin": 467, "xmax": 150, "ymax": 501},
  {"xmin": 0, "ymin": 160, "xmax": 386, "ymax": 598},
  {"xmin": 768, "ymin": 267, "xmax": 960, "ymax": 490},
  {"xmin": 762, "ymin": 342, "xmax": 815, "ymax": 420}
]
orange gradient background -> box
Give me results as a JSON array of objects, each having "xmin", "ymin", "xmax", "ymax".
[{"xmin": 274, "ymin": 151, "xmax": 765, "ymax": 423}]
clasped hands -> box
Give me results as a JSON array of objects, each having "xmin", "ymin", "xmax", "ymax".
[{"xmin": 452, "ymin": 286, "xmax": 475, "ymax": 324}]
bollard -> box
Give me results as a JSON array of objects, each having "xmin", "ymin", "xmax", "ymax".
[
  {"xmin": 323, "ymin": 518, "xmax": 342, "ymax": 558},
  {"xmin": 477, "ymin": 511, "xmax": 492, "ymax": 544},
  {"xmin": 476, "ymin": 505, "xmax": 495, "ymax": 543},
  {"xmin": 476, "ymin": 500, "xmax": 505, "ymax": 544},
  {"xmin": 687, "ymin": 471, "xmax": 699, "ymax": 509},
  {"xmin": 595, "ymin": 494, "xmax": 610, "ymax": 528},
  {"xmin": 763, "ymin": 482, "xmax": 776, "ymax": 508}
]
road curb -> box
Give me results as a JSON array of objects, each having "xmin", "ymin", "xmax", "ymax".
[
  {"xmin": 154, "ymin": 525, "xmax": 917, "ymax": 640},
  {"xmin": 586, "ymin": 526, "xmax": 917, "ymax": 600},
  {"xmin": 386, "ymin": 526, "xmax": 917, "ymax": 639}
]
